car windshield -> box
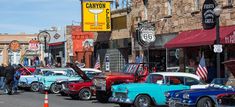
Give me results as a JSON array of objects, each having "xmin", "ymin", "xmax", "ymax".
[
  {"xmin": 122, "ymin": 64, "xmax": 140, "ymax": 73},
  {"xmin": 210, "ymin": 78, "xmax": 235, "ymax": 88},
  {"xmin": 65, "ymin": 69, "xmax": 78, "ymax": 76},
  {"xmin": 44, "ymin": 71, "xmax": 54, "ymax": 76},
  {"xmin": 145, "ymin": 74, "xmax": 163, "ymax": 84}
]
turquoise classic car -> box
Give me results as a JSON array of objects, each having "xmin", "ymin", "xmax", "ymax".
[
  {"xmin": 109, "ymin": 72, "xmax": 205, "ymax": 107},
  {"xmin": 38, "ymin": 68, "xmax": 81, "ymax": 93}
]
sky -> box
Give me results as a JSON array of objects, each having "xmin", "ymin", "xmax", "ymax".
[{"xmin": 0, "ymin": 0, "xmax": 81, "ymax": 34}]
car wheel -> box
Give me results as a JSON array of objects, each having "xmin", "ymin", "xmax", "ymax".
[
  {"xmin": 197, "ymin": 97, "xmax": 215, "ymax": 107},
  {"xmin": 31, "ymin": 82, "xmax": 39, "ymax": 92},
  {"xmin": 79, "ymin": 88, "xmax": 92, "ymax": 100},
  {"xmin": 50, "ymin": 83, "xmax": 60, "ymax": 94},
  {"xmin": 134, "ymin": 95, "xmax": 151, "ymax": 107}
]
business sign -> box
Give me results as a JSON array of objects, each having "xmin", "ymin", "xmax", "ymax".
[
  {"xmin": 82, "ymin": 2, "xmax": 111, "ymax": 31},
  {"xmin": 224, "ymin": 31, "xmax": 235, "ymax": 44},
  {"xmin": 202, "ymin": 0, "xmax": 216, "ymax": 30},
  {"xmin": 105, "ymin": 55, "xmax": 110, "ymax": 71},
  {"xmin": 9, "ymin": 40, "xmax": 20, "ymax": 52},
  {"xmin": 136, "ymin": 21, "xmax": 156, "ymax": 47},
  {"xmin": 29, "ymin": 40, "xmax": 40, "ymax": 51}
]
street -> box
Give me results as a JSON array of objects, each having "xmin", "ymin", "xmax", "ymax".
[{"xmin": 0, "ymin": 90, "xmax": 118, "ymax": 107}]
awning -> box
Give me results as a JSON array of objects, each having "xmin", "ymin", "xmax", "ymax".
[{"xmin": 164, "ymin": 25, "xmax": 235, "ymax": 48}]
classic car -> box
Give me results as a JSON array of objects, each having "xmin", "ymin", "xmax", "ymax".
[
  {"xmin": 18, "ymin": 68, "xmax": 60, "ymax": 91},
  {"xmin": 109, "ymin": 72, "xmax": 206, "ymax": 107},
  {"xmin": 93, "ymin": 63, "xmax": 150, "ymax": 103},
  {"xmin": 216, "ymin": 92, "xmax": 235, "ymax": 107},
  {"xmin": 55, "ymin": 67, "xmax": 102, "ymax": 97},
  {"xmin": 166, "ymin": 78, "xmax": 235, "ymax": 107},
  {"xmin": 38, "ymin": 67, "xmax": 81, "ymax": 93}
]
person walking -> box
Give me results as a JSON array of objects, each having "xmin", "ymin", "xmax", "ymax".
[
  {"xmin": 0, "ymin": 63, "xmax": 7, "ymax": 91},
  {"xmin": 13, "ymin": 65, "xmax": 21, "ymax": 93},
  {"xmin": 4, "ymin": 64, "xmax": 15, "ymax": 95}
]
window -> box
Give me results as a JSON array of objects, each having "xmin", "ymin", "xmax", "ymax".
[
  {"xmin": 167, "ymin": 0, "xmax": 173, "ymax": 16},
  {"xmin": 228, "ymin": 0, "xmax": 234, "ymax": 6},
  {"xmin": 166, "ymin": 76, "xmax": 183, "ymax": 85},
  {"xmin": 194, "ymin": 0, "xmax": 200, "ymax": 10},
  {"xmin": 184, "ymin": 77, "xmax": 200, "ymax": 86}
]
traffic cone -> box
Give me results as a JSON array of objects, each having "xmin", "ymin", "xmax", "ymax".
[{"xmin": 44, "ymin": 91, "xmax": 49, "ymax": 107}]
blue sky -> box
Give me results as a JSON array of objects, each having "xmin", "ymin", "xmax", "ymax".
[{"xmin": 0, "ymin": 0, "xmax": 81, "ymax": 34}]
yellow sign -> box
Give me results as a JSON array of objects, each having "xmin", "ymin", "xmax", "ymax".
[{"xmin": 82, "ymin": 2, "xmax": 111, "ymax": 31}]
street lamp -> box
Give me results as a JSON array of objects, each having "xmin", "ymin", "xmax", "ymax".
[{"xmin": 213, "ymin": 5, "xmax": 222, "ymax": 78}]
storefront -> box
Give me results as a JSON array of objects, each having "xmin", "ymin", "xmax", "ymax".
[
  {"xmin": 47, "ymin": 30, "xmax": 66, "ymax": 67},
  {"xmin": 164, "ymin": 25, "xmax": 235, "ymax": 79}
]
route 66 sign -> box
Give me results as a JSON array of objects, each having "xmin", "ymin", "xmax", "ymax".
[
  {"xmin": 213, "ymin": 44, "xmax": 223, "ymax": 53},
  {"xmin": 137, "ymin": 21, "xmax": 156, "ymax": 47},
  {"xmin": 140, "ymin": 28, "xmax": 156, "ymax": 43}
]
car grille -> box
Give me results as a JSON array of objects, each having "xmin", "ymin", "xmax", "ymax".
[
  {"xmin": 169, "ymin": 98, "xmax": 182, "ymax": 107},
  {"xmin": 115, "ymin": 92, "xmax": 127, "ymax": 98}
]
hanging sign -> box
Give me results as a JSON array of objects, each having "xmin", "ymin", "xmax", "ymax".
[
  {"xmin": 202, "ymin": 0, "xmax": 216, "ymax": 30},
  {"xmin": 82, "ymin": 1, "xmax": 111, "ymax": 31},
  {"xmin": 136, "ymin": 21, "xmax": 156, "ymax": 47},
  {"xmin": 9, "ymin": 40, "xmax": 20, "ymax": 52}
]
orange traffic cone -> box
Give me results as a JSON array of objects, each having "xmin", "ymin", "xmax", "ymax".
[{"xmin": 44, "ymin": 91, "xmax": 49, "ymax": 107}]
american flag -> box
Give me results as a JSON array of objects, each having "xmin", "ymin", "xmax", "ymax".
[
  {"xmin": 94, "ymin": 54, "xmax": 100, "ymax": 69},
  {"xmin": 196, "ymin": 55, "xmax": 208, "ymax": 81}
]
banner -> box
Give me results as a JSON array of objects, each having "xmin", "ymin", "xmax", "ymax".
[{"xmin": 82, "ymin": 1, "xmax": 111, "ymax": 31}]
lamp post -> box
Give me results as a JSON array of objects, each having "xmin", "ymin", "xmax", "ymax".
[{"xmin": 214, "ymin": 5, "xmax": 222, "ymax": 78}]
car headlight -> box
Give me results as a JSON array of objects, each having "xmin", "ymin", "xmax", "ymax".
[
  {"xmin": 164, "ymin": 92, "xmax": 170, "ymax": 98},
  {"xmin": 183, "ymin": 93, "xmax": 190, "ymax": 99}
]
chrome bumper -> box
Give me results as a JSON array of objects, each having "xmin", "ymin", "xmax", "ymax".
[
  {"xmin": 109, "ymin": 97, "xmax": 133, "ymax": 104},
  {"xmin": 168, "ymin": 98, "xmax": 194, "ymax": 107},
  {"xmin": 18, "ymin": 82, "xmax": 30, "ymax": 88}
]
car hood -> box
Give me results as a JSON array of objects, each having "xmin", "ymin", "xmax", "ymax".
[
  {"xmin": 175, "ymin": 88, "xmax": 233, "ymax": 96},
  {"xmin": 97, "ymin": 72, "xmax": 134, "ymax": 78},
  {"xmin": 67, "ymin": 63, "xmax": 90, "ymax": 81},
  {"xmin": 112, "ymin": 83, "xmax": 159, "ymax": 92}
]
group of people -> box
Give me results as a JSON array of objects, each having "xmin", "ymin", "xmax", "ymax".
[{"xmin": 0, "ymin": 63, "xmax": 21, "ymax": 95}]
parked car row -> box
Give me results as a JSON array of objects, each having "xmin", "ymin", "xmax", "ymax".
[{"xmin": 17, "ymin": 63, "xmax": 235, "ymax": 107}]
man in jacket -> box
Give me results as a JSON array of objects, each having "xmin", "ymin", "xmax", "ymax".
[{"xmin": 4, "ymin": 64, "xmax": 15, "ymax": 95}]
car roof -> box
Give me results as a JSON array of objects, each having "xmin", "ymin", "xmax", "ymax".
[
  {"xmin": 151, "ymin": 72, "xmax": 200, "ymax": 80},
  {"xmin": 80, "ymin": 68, "xmax": 102, "ymax": 72}
]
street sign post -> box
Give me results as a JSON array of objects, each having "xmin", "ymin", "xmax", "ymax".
[
  {"xmin": 213, "ymin": 44, "xmax": 223, "ymax": 53},
  {"xmin": 137, "ymin": 21, "xmax": 156, "ymax": 47}
]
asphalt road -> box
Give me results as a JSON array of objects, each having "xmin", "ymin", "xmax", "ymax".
[{"xmin": 0, "ymin": 90, "xmax": 118, "ymax": 107}]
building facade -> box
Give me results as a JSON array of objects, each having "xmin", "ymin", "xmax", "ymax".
[
  {"xmin": 128, "ymin": 0, "xmax": 235, "ymax": 78},
  {"xmin": 0, "ymin": 33, "xmax": 38, "ymax": 66}
]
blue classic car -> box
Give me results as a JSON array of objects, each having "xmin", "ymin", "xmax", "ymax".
[
  {"xmin": 38, "ymin": 68, "xmax": 81, "ymax": 93},
  {"xmin": 166, "ymin": 78, "xmax": 235, "ymax": 107},
  {"xmin": 109, "ymin": 72, "xmax": 206, "ymax": 107},
  {"xmin": 18, "ymin": 68, "xmax": 59, "ymax": 92}
]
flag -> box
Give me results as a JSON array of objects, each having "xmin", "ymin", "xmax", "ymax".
[
  {"xmin": 94, "ymin": 54, "xmax": 100, "ymax": 69},
  {"xmin": 196, "ymin": 55, "xmax": 208, "ymax": 81}
]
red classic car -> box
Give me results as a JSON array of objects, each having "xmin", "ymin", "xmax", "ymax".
[
  {"xmin": 217, "ymin": 92, "xmax": 235, "ymax": 106},
  {"xmin": 60, "ymin": 63, "xmax": 101, "ymax": 100}
]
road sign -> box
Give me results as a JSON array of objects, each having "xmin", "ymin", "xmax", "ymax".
[
  {"xmin": 140, "ymin": 28, "xmax": 156, "ymax": 43},
  {"xmin": 213, "ymin": 44, "xmax": 223, "ymax": 53},
  {"xmin": 29, "ymin": 40, "xmax": 40, "ymax": 51}
]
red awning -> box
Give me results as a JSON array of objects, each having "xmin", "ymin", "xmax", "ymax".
[{"xmin": 164, "ymin": 25, "xmax": 235, "ymax": 48}]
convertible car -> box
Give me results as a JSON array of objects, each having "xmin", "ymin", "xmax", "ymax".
[
  {"xmin": 166, "ymin": 78, "xmax": 235, "ymax": 107},
  {"xmin": 109, "ymin": 72, "xmax": 207, "ymax": 107}
]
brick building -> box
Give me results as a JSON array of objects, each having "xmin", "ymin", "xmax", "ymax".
[{"xmin": 129, "ymin": 0, "xmax": 235, "ymax": 78}]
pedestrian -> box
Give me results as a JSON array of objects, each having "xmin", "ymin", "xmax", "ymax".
[
  {"xmin": 0, "ymin": 63, "xmax": 7, "ymax": 91},
  {"xmin": 13, "ymin": 65, "xmax": 21, "ymax": 93},
  {"xmin": 4, "ymin": 64, "xmax": 15, "ymax": 95}
]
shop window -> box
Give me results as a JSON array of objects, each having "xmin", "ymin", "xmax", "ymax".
[
  {"xmin": 167, "ymin": 49, "xmax": 179, "ymax": 67},
  {"xmin": 228, "ymin": 0, "xmax": 234, "ymax": 6},
  {"xmin": 167, "ymin": 0, "xmax": 173, "ymax": 16},
  {"xmin": 194, "ymin": 0, "xmax": 200, "ymax": 11}
]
